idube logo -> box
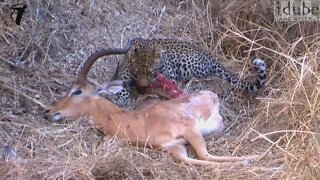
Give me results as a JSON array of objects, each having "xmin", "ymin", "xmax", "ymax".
[{"xmin": 274, "ymin": 0, "xmax": 320, "ymax": 21}]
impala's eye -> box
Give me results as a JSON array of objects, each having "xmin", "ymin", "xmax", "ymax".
[{"xmin": 72, "ymin": 90, "xmax": 82, "ymax": 95}]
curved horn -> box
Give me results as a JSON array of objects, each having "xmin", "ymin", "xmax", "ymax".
[
  {"xmin": 76, "ymin": 39, "xmax": 132, "ymax": 84},
  {"xmin": 111, "ymin": 61, "xmax": 120, "ymax": 81}
]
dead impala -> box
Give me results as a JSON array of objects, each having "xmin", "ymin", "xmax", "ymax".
[{"xmin": 45, "ymin": 47, "xmax": 267, "ymax": 167}]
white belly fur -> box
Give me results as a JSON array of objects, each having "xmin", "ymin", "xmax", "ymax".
[
  {"xmin": 160, "ymin": 91, "xmax": 224, "ymax": 149},
  {"xmin": 198, "ymin": 104, "xmax": 224, "ymax": 136}
]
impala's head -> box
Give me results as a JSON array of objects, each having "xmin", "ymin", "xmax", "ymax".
[
  {"xmin": 45, "ymin": 83, "xmax": 94, "ymax": 121},
  {"xmin": 45, "ymin": 81, "xmax": 124, "ymax": 122},
  {"xmin": 45, "ymin": 41, "xmax": 132, "ymax": 122}
]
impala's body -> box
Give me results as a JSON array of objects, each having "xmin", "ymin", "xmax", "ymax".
[
  {"xmin": 47, "ymin": 83, "xmax": 223, "ymax": 150},
  {"xmin": 45, "ymin": 48, "xmax": 267, "ymax": 167}
]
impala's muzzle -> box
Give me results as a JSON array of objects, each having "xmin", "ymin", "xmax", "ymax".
[{"xmin": 44, "ymin": 111, "xmax": 62, "ymax": 122}]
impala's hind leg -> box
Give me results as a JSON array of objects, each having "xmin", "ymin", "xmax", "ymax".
[
  {"xmin": 168, "ymin": 145, "xmax": 249, "ymax": 167},
  {"xmin": 168, "ymin": 145, "xmax": 211, "ymax": 165},
  {"xmin": 184, "ymin": 130, "xmax": 260, "ymax": 163}
]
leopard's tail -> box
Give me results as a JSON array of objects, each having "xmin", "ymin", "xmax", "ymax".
[{"xmin": 213, "ymin": 58, "xmax": 267, "ymax": 92}]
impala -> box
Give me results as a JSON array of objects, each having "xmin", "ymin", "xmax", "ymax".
[{"xmin": 45, "ymin": 47, "xmax": 267, "ymax": 167}]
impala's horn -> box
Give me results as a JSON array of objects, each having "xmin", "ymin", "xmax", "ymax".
[
  {"xmin": 111, "ymin": 61, "xmax": 121, "ymax": 81},
  {"xmin": 76, "ymin": 39, "xmax": 132, "ymax": 84}
]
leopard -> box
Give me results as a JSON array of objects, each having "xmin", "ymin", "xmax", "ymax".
[{"xmin": 109, "ymin": 38, "xmax": 267, "ymax": 107}]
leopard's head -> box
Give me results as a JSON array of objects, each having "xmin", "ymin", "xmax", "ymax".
[{"xmin": 128, "ymin": 38, "xmax": 162, "ymax": 87}]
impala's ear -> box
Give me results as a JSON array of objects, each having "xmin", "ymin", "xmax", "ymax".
[{"xmin": 97, "ymin": 80, "xmax": 124, "ymax": 95}]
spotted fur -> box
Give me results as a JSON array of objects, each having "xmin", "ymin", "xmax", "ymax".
[{"xmin": 111, "ymin": 38, "xmax": 267, "ymax": 107}]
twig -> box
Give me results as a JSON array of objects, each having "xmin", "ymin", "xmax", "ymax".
[
  {"xmin": 251, "ymin": 129, "xmax": 296, "ymax": 159},
  {"xmin": 251, "ymin": 129, "xmax": 320, "ymax": 142},
  {"xmin": 15, "ymin": 0, "xmax": 41, "ymax": 65},
  {"xmin": 0, "ymin": 81, "xmax": 47, "ymax": 109}
]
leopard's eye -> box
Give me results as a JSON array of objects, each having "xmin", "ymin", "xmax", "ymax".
[
  {"xmin": 130, "ymin": 57, "xmax": 136, "ymax": 64},
  {"xmin": 130, "ymin": 68, "xmax": 137, "ymax": 75}
]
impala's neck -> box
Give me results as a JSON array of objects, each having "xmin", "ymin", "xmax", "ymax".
[
  {"xmin": 88, "ymin": 96, "xmax": 122, "ymax": 117},
  {"xmin": 85, "ymin": 96, "xmax": 125, "ymax": 133}
]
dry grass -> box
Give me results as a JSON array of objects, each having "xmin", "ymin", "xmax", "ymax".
[{"xmin": 0, "ymin": 0, "xmax": 319, "ymax": 179}]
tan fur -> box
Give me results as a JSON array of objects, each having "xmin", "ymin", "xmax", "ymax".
[{"xmin": 45, "ymin": 82, "xmax": 267, "ymax": 167}]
